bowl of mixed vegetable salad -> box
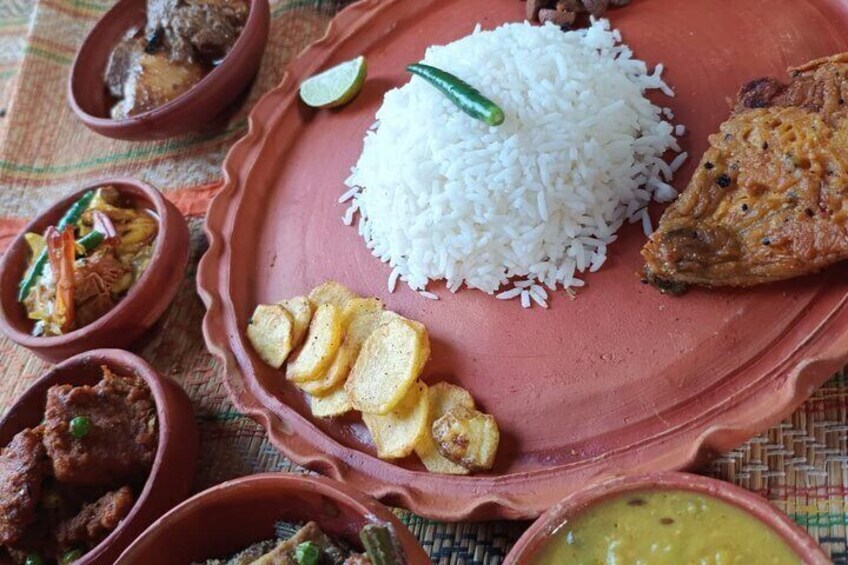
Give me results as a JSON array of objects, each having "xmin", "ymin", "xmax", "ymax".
[{"xmin": 0, "ymin": 179, "xmax": 190, "ymax": 362}]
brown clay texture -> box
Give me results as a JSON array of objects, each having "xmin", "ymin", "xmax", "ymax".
[{"xmin": 198, "ymin": 0, "xmax": 848, "ymax": 520}]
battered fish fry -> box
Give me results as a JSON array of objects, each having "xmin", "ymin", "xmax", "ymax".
[{"xmin": 643, "ymin": 53, "xmax": 848, "ymax": 293}]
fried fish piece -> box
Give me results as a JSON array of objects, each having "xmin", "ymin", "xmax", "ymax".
[{"xmin": 642, "ymin": 53, "xmax": 848, "ymax": 293}]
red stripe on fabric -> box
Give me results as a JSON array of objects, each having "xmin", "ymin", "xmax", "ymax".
[
  {"xmin": 0, "ymin": 218, "xmax": 26, "ymax": 251},
  {"xmin": 39, "ymin": 0, "xmax": 100, "ymax": 20},
  {"xmin": 167, "ymin": 181, "xmax": 221, "ymax": 217},
  {"xmin": 28, "ymin": 36, "xmax": 78, "ymax": 56}
]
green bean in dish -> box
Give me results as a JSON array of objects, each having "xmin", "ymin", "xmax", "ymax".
[
  {"xmin": 406, "ymin": 63, "xmax": 505, "ymax": 126},
  {"xmin": 196, "ymin": 521, "xmax": 404, "ymax": 565},
  {"xmin": 19, "ymin": 186, "xmax": 159, "ymax": 337}
]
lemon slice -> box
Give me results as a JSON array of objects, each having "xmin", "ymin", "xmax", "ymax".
[{"xmin": 299, "ymin": 56, "xmax": 368, "ymax": 108}]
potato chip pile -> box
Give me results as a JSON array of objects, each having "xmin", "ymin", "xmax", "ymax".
[{"xmin": 247, "ymin": 281, "xmax": 500, "ymax": 474}]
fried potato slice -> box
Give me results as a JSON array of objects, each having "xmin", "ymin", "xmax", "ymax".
[
  {"xmin": 246, "ymin": 304, "xmax": 294, "ymax": 369},
  {"xmin": 310, "ymin": 384, "xmax": 353, "ymax": 418},
  {"xmin": 308, "ymin": 281, "xmax": 359, "ymax": 309},
  {"xmin": 341, "ymin": 297, "xmax": 386, "ymax": 354},
  {"xmin": 278, "ymin": 296, "xmax": 313, "ymax": 349},
  {"xmin": 297, "ymin": 342, "xmax": 355, "ymax": 396},
  {"xmin": 363, "ymin": 381, "xmax": 429, "ymax": 459},
  {"xmin": 405, "ymin": 318, "xmax": 430, "ymax": 370},
  {"xmin": 286, "ymin": 304, "xmax": 343, "ymax": 383},
  {"xmin": 432, "ymin": 406, "xmax": 499, "ymax": 472},
  {"xmin": 415, "ymin": 383, "xmax": 475, "ymax": 475},
  {"xmin": 345, "ymin": 316, "xmax": 430, "ymax": 414},
  {"xmin": 298, "ymin": 298, "xmax": 382, "ymax": 397}
]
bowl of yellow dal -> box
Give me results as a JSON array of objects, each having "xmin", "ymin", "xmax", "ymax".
[{"xmin": 506, "ymin": 472, "xmax": 829, "ymax": 565}]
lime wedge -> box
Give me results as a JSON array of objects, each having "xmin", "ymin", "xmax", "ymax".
[{"xmin": 299, "ymin": 56, "xmax": 368, "ymax": 108}]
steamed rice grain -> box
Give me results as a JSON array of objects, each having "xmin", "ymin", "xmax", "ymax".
[{"xmin": 343, "ymin": 19, "xmax": 683, "ymax": 303}]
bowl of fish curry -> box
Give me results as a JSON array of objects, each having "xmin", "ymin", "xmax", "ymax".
[{"xmin": 0, "ymin": 180, "xmax": 190, "ymax": 362}]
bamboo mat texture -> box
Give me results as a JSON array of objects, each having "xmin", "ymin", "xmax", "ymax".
[{"xmin": 0, "ymin": 1, "xmax": 846, "ymax": 563}]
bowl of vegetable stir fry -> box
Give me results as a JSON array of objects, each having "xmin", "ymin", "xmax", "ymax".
[
  {"xmin": 0, "ymin": 179, "xmax": 189, "ymax": 362},
  {"xmin": 115, "ymin": 473, "xmax": 430, "ymax": 564}
]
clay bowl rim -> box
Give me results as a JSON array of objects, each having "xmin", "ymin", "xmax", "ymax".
[
  {"xmin": 68, "ymin": 0, "xmax": 269, "ymax": 127},
  {"xmin": 0, "ymin": 348, "xmax": 190, "ymax": 565},
  {"xmin": 116, "ymin": 472, "xmax": 430, "ymax": 565},
  {"xmin": 0, "ymin": 177, "xmax": 173, "ymax": 350},
  {"xmin": 504, "ymin": 471, "xmax": 830, "ymax": 564}
]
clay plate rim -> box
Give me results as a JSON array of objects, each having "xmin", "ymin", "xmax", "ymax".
[
  {"xmin": 115, "ymin": 472, "xmax": 430, "ymax": 564},
  {"xmin": 504, "ymin": 472, "xmax": 830, "ymax": 564},
  {"xmin": 0, "ymin": 348, "xmax": 200, "ymax": 565},
  {"xmin": 196, "ymin": 0, "xmax": 848, "ymax": 520}
]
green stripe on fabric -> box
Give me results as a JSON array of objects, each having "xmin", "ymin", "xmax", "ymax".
[
  {"xmin": 0, "ymin": 119, "xmax": 247, "ymax": 174},
  {"xmin": 62, "ymin": 0, "xmax": 112, "ymax": 12},
  {"xmin": 792, "ymin": 514, "xmax": 848, "ymax": 528},
  {"xmin": 24, "ymin": 45, "xmax": 72, "ymax": 65},
  {"xmin": 271, "ymin": 0, "xmax": 338, "ymax": 18},
  {"xmin": 0, "ymin": 17, "xmax": 29, "ymax": 28},
  {"xmin": 199, "ymin": 410, "xmax": 249, "ymax": 422}
]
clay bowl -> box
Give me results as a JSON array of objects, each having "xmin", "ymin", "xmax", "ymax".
[
  {"xmin": 68, "ymin": 0, "xmax": 270, "ymax": 140},
  {"xmin": 116, "ymin": 473, "xmax": 430, "ymax": 564},
  {"xmin": 0, "ymin": 349, "xmax": 199, "ymax": 565},
  {"xmin": 0, "ymin": 178, "xmax": 189, "ymax": 363},
  {"xmin": 505, "ymin": 472, "xmax": 830, "ymax": 564}
]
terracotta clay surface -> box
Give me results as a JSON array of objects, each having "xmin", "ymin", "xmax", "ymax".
[
  {"xmin": 116, "ymin": 473, "xmax": 429, "ymax": 564},
  {"xmin": 505, "ymin": 472, "xmax": 830, "ymax": 564},
  {"xmin": 68, "ymin": 0, "xmax": 270, "ymax": 140},
  {"xmin": 197, "ymin": 0, "xmax": 848, "ymax": 520},
  {"xmin": 0, "ymin": 178, "xmax": 190, "ymax": 363},
  {"xmin": 0, "ymin": 349, "xmax": 199, "ymax": 565}
]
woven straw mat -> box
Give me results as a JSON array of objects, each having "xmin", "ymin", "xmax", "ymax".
[{"xmin": 0, "ymin": 1, "xmax": 846, "ymax": 563}]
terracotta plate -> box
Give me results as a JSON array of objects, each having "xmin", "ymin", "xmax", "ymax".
[{"xmin": 198, "ymin": 0, "xmax": 848, "ymax": 520}]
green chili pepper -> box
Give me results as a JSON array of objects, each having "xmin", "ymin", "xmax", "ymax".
[
  {"xmin": 76, "ymin": 230, "xmax": 105, "ymax": 255},
  {"xmin": 69, "ymin": 416, "xmax": 91, "ymax": 439},
  {"xmin": 406, "ymin": 63, "xmax": 505, "ymax": 126},
  {"xmin": 360, "ymin": 524, "xmax": 403, "ymax": 565},
  {"xmin": 294, "ymin": 541, "xmax": 319, "ymax": 565},
  {"xmin": 18, "ymin": 190, "xmax": 96, "ymax": 302},
  {"xmin": 24, "ymin": 554, "xmax": 43, "ymax": 565},
  {"xmin": 60, "ymin": 191, "xmax": 97, "ymax": 227},
  {"xmin": 61, "ymin": 549, "xmax": 83, "ymax": 564}
]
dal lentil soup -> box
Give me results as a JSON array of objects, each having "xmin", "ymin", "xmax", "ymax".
[{"xmin": 533, "ymin": 490, "xmax": 800, "ymax": 565}]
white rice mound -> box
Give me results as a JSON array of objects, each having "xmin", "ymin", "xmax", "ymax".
[{"xmin": 342, "ymin": 19, "xmax": 685, "ymax": 306}]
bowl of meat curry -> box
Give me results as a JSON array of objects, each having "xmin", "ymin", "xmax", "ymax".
[
  {"xmin": 0, "ymin": 179, "xmax": 189, "ymax": 363},
  {"xmin": 0, "ymin": 349, "xmax": 198, "ymax": 565},
  {"xmin": 69, "ymin": 0, "xmax": 270, "ymax": 140}
]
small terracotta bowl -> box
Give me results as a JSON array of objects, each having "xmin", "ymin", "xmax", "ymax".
[
  {"xmin": 68, "ymin": 0, "xmax": 270, "ymax": 140},
  {"xmin": 0, "ymin": 178, "xmax": 190, "ymax": 363},
  {"xmin": 116, "ymin": 473, "xmax": 430, "ymax": 564},
  {"xmin": 0, "ymin": 349, "xmax": 199, "ymax": 565},
  {"xmin": 505, "ymin": 472, "xmax": 830, "ymax": 564}
]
